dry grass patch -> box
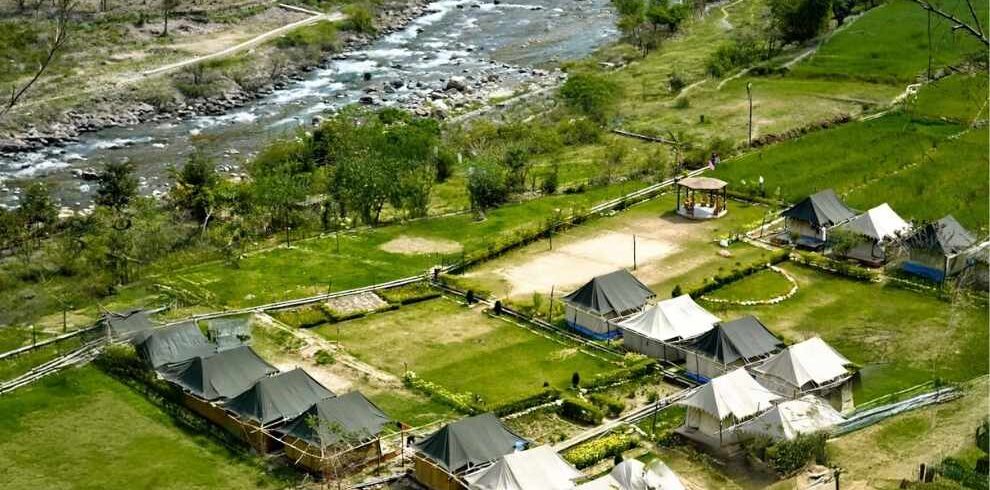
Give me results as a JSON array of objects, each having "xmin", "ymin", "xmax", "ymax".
[{"xmin": 379, "ymin": 235, "xmax": 464, "ymax": 255}]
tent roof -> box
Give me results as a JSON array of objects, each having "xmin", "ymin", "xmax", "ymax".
[
  {"xmin": 104, "ymin": 309, "xmax": 156, "ymax": 340},
  {"xmin": 136, "ymin": 322, "xmax": 216, "ymax": 369},
  {"xmin": 575, "ymin": 459, "xmax": 685, "ymax": 490},
  {"xmin": 782, "ymin": 189, "xmax": 855, "ymax": 228},
  {"xmin": 689, "ymin": 316, "xmax": 783, "ymax": 365},
  {"xmin": 466, "ymin": 445, "xmax": 582, "ymax": 490},
  {"xmin": 906, "ymin": 214, "xmax": 977, "ymax": 256},
  {"xmin": 617, "ymin": 295, "xmax": 719, "ymax": 342},
  {"xmin": 678, "ymin": 177, "xmax": 727, "ymax": 190},
  {"xmin": 162, "ymin": 346, "xmax": 276, "ymax": 401},
  {"xmin": 224, "ymin": 368, "xmax": 335, "ymax": 426},
  {"xmin": 754, "ymin": 337, "xmax": 851, "ymax": 389},
  {"xmin": 736, "ymin": 395, "xmax": 844, "ymax": 441},
  {"xmin": 839, "ymin": 203, "xmax": 911, "ymax": 241},
  {"xmin": 676, "ymin": 368, "xmax": 781, "ymax": 421},
  {"xmin": 279, "ymin": 391, "xmax": 391, "ymax": 447},
  {"xmin": 415, "ymin": 413, "xmax": 528, "ymax": 473},
  {"xmin": 563, "ymin": 270, "xmax": 655, "ymax": 316}
]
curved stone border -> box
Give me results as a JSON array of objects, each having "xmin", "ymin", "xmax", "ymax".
[{"xmin": 701, "ymin": 265, "xmax": 799, "ymax": 306}]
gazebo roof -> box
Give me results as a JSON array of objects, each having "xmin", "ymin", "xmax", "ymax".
[{"xmin": 678, "ymin": 177, "xmax": 727, "ymax": 190}]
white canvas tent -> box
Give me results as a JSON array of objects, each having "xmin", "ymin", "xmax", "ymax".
[
  {"xmin": 466, "ymin": 446, "xmax": 582, "ymax": 490},
  {"xmin": 575, "ymin": 459, "xmax": 685, "ymax": 490},
  {"xmin": 676, "ymin": 368, "xmax": 780, "ymax": 446},
  {"xmin": 754, "ymin": 337, "xmax": 855, "ymax": 411},
  {"xmin": 837, "ymin": 203, "xmax": 911, "ymax": 264},
  {"xmin": 617, "ymin": 295, "xmax": 719, "ymax": 361},
  {"xmin": 736, "ymin": 395, "xmax": 844, "ymax": 441}
]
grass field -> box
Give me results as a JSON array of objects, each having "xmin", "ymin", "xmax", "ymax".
[
  {"xmin": 712, "ymin": 73, "xmax": 989, "ymax": 231},
  {"xmin": 0, "ymin": 367, "xmax": 294, "ymax": 490},
  {"xmin": 703, "ymin": 262, "xmax": 989, "ymax": 402},
  {"xmin": 314, "ymin": 297, "xmax": 624, "ymax": 407},
  {"xmin": 828, "ymin": 377, "xmax": 989, "ymax": 488},
  {"xmin": 704, "ymin": 267, "xmax": 793, "ymax": 302}
]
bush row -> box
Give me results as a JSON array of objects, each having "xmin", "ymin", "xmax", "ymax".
[
  {"xmin": 563, "ymin": 432, "xmax": 638, "ymax": 469},
  {"xmin": 377, "ymin": 282, "xmax": 442, "ymax": 305},
  {"xmin": 790, "ymin": 251, "xmax": 880, "ymax": 282},
  {"xmin": 402, "ymin": 371, "xmax": 479, "ymax": 414},
  {"xmin": 582, "ymin": 359, "xmax": 658, "ymax": 392},
  {"xmin": 561, "ymin": 397, "xmax": 604, "ymax": 425}
]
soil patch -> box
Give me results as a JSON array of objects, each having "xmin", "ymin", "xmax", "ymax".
[
  {"xmin": 325, "ymin": 291, "xmax": 388, "ymax": 315},
  {"xmin": 380, "ymin": 235, "xmax": 464, "ymax": 255}
]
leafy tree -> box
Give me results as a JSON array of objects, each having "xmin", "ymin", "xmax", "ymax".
[
  {"xmin": 252, "ymin": 166, "xmax": 309, "ymax": 244},
  {"xmin": 18, "ymin": 182, "xmax": 57, "ymax": 232},
  {"xmin": 161, "ymin": 0, "xmax": 181, "ymax": 37},
  {"xmin": 95, "ymin": 161, "xmax": 138, "ymax": 212},
  {"xmin": 466, "ymin": 160, "xmax": 508, "ymax": 215},
  {"xmin": 559, "ymin": 72, "xmax": 622, "ymax": 123},
  {"xmin": 503, "ymin": 145, "xmax": 530, "ymax": 192},
  {"xmin": 170, "ymin": 150, "xmax": 219, "ymax": 227},
  {"xmin": 768, "ymin": 0, "xmax": 833, "ymax": 43}
]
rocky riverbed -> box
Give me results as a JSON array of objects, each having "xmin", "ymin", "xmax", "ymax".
[{"xmin": 0, "ymin": 0, "xmax": 617, "ymax": 209}]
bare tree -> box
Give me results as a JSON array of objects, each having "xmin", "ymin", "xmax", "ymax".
[
  {"xmin": 161, "ymin": 0, "xmax": 181, "ymax": 37},
  {"xmin": 911, "ymin": 0, "xmax": 988, "ymax": 46},
  {"xmin": 1, "ymin": 0, "xmax": 77, "ymax": 119}
]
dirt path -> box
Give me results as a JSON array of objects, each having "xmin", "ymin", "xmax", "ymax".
[{"xmin": 136, "ymin": 6, "xmax": 342, "ymax": 79}]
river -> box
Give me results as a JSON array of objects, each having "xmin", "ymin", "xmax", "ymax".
[{"xmin": 0, "ymin": 0, "xmax": 617, "ymax": 210}]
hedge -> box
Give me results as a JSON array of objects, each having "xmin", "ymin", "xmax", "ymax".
[
  {"xmin": 402, "ymin": 371, "xmax": 479, "ymax": 414},
  {"xmin": 491, "ymin": 389, "xmax": 560, "ymax": 417},
  {"xmin": 583, "ymin": 359, "xmax": 658, "ymax": 392},
  {"xmin": 789, "ymin": 251, "xmax": 880, "ymax": 282},
  {"xmin": 744, "ymin": 432, "xmax": 829, "ymax": 476},
  {"xmin": 563, "ymin": 432, "xmax": 637, "ymax": 469},
  {"xmin": 560, "ymin": 397, "xmax": 604, "ymax": 425},
  {"xmin": 588, "ymin": 393, "xmax": 625, "ymax": 418},
  {"xmin": 268, "ymin": 304, "xmax": 329, "ymax": 328},
  {"xmin": 377, "ymin": 283, "xmax": 441, "ymax": 305}
]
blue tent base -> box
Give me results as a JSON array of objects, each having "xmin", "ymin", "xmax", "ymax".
[
  {"xmin": 902, "ymin": 262, "xmax": 945, "ymax": 282},
  {"xmin": 566, "ymin": 321, "xmax": 622, "ymax": 340},
  {"xmin": 683, "ymin": 371, "xmax": 710, "ymax": 384}
]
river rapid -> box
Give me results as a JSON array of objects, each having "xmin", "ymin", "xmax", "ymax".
[{"xmin": 0, "ymin": 0, "xmax": 617, "ymax": 210}]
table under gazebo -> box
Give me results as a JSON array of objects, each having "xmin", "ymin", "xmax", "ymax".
[{"xmin": 676, "ymin": 177, "xmax": 728, "ymax": 220}]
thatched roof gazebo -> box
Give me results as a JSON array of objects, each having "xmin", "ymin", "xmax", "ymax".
[{"xmin": 676, "ymin": 177, "xmax": 728, "ymax": 220}]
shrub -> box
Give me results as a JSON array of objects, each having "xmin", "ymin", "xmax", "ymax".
[
  {"xmin": 671, "ymin": 284, "xmax": 683, "ymax": 297},
  {"xmin": 939, "ymin": 457, "xmax": 989, "ymax": 490},
  {"xmin": 563, "ymin": 432, "xmax": 637, "ymax": 469},
  {"xmin": 559, "ymin": 71, "xmax": 621, "ymax": 123},
  {"xmin": 541, "ymin": 168, "xmax": 559, "ymax": 195},
  {"xmin": 342, "ymin": 3, "xmax": 376, "ymax": 33},
  {"xmin": 747, "ymin": 432, "xmax": 829, "ymax": 476},
  {"xmin": 557, "ymin": 117, "xmax": 602, "ymax": 145},
  {"xmin": 561, "ymin": 397, "xmax": 604, "ymax": 425},
  {"xmin": 403, "ymin": 371, "xmax": 479, "ymax": 414},
  {"xmin": 706, "ymin": 37, "xmax": 763, "ymax": 78},
  {"xmin": 589, "ymin": 393, "xmax": 625, "ymax": 418},
  {"xmin": 378, "ymin": 283, "xmax": 440, "ymax": 305},
  {"xmin": 314, "ymin": 349, "xmax": 335, "ymax": 365},
  {"xmin": 269, "ymin": 304, "xmax": 329, "ymax": 328},
  {"xmin": 276, "ymin": 20, "xmax": 339, "ymax": 52},
  {"xmin": 668, "ymin": 72, "xmax": 686, "ymax": 93}
]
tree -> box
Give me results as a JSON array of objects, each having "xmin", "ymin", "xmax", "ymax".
[
  {"xmin": 559, "ymin": 72, "xmax": 622, "ymax": 123},
  {"xmin": 161, "ymin": 0, "xmax": 181, "ymax": 37},
  {"xmin": 571, "ymin": 371, "xmax": 581, "ymax": 388},
  {"xmin": 1, "ymin": 0, "xmax": 77, "ymax": 119},
  {"xmin": 768, "ymin": 0, "xmax": 832, "ymax": 43},
  {"xmin": 503, "ymin": 145, "xmax": 530, "ymax": 192},
  {"xmin": 602, "ymin": 141, "xmax": 628, "ymax": 184},
  {"xmin": 95, "ymin": 161, "xmax": 138, "ymax": 212},
  {"xmin": 911, "ymin": 0, "xmax": 988, "ymax": 46},
  {"xmin": 170, "ymin": 150, "xmax": 219, "ymax": 228},
  {"xmin": 466, "ymin": 160, "xmax": 508, "ymax": 215},
  {"xmin": 252, "ymin": 167, "xmax": 308, "ymax": 245},
  {"xmin": 18, "ymin": 182, "xmax": 57, "ymax": 232}
]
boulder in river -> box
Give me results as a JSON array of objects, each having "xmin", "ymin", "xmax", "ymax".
[{"xmin": 445, "ymin": 76, "xmax": 468, "ymax": 92}]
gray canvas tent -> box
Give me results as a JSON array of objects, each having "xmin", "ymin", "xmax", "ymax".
[
  {"xmin": 162, "ymin": 346, "xmax": 277, "ymax": 401},
  {"xmin": 617, "ymin": 295, "xmax": 719, "ymax": 361},
  {"xmin": 415, "ymin": 413, "xmax": 528, "ymax": 474},
  {"xmin": 685, "ymin": 316, "xmax": 783, "ymax": 380},
  {"xmin": 465, "ymin": 445, "xmax": 581, "ymax": 490},
  {"xmin": 836, "ymin": 203, "xmax": 911, "ymax": 265},
  {"xmin": 782, "ymin": 189, "xmax": 855, "ymax": 247},
  {"xmin": 224, "ymin": 368, "xmax": 335, "ymax": 426},
  {"xmin": 901, "ymin": 215, "xmax": 979, "ymax": 282},
  {"xmin": 562, "ymin": 269, "xmax": 655, "ymax": 340},
  {"xmin": 136, "ymin": 321, "xmax": 216, "ymax": 369},
  {"xmin": 279, "ymin": 391, "xmax": 392, "ymax": 447},
  {"xmin": 576, "ymin": 459, "xmax": 686, "ymax": 490},
  {"xmin": 103, "ymin": 309, "xmax": 156, "ymax": 341},
  {"xmin": 736, "ymin": 395, "xmax": 844, "ymax": 441}
]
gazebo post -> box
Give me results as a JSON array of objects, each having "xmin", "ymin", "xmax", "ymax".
[{"xmin": 676, "ymin": 184, "xmax": 681, "ymax": 212}]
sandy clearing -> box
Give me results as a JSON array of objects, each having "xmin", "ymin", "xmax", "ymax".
[
  {"xmin": 494, "ymin": 230, "xmax": 678, "ymax": 297},
  {"xmin": 380, "ymin": 235, "xmax": 464, "ymax": 255}
]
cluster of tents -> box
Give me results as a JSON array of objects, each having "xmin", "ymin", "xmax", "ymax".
[
  {"xmin": 560, "ymin": 269, "xmax": 857, "ymax": 449},
  {"xmin": 781, "ymin": 189, "xmax": 986, "ymax": 282},
  {"xmin": 103, "ymin": 311, "xmax": 394, "ymax": 475},
  {"xmin": 412, "ymin": 413, "xmax": 686, "ymax": 490}
]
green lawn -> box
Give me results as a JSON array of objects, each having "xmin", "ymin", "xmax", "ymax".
[
  {"xmin": 711, "ymin": 74, "xmax": 990, "ymax": 231},
  {"xmin": 0, "ymin": 367, "xmax": 293, "ymax": 490},
  {"xmin": 703, "ymin": 267, "xmax": 794, "ymax": 302},
  {"xmin": 703, "ymin": 263, "xmax": 989, "ymax": 403},
  {"xmin": 791, "ymin": 0, "xmax": 988, "ymax": 84},
  {"xmin": 0, "ymin": 337, "xmax": 83, "ymax": 382},
  {"xmin": 315, "ymin": 297, "xmax": 624, "ymax": 407}
]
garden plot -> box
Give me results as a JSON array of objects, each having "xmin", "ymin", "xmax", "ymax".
[
  {"xmin": 313, "ymin": 297, "xmax": 625, "ymax": 408},
  {"xmin": 459, "ymin": 193, "xmax": 769, "ymax": 300}
]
